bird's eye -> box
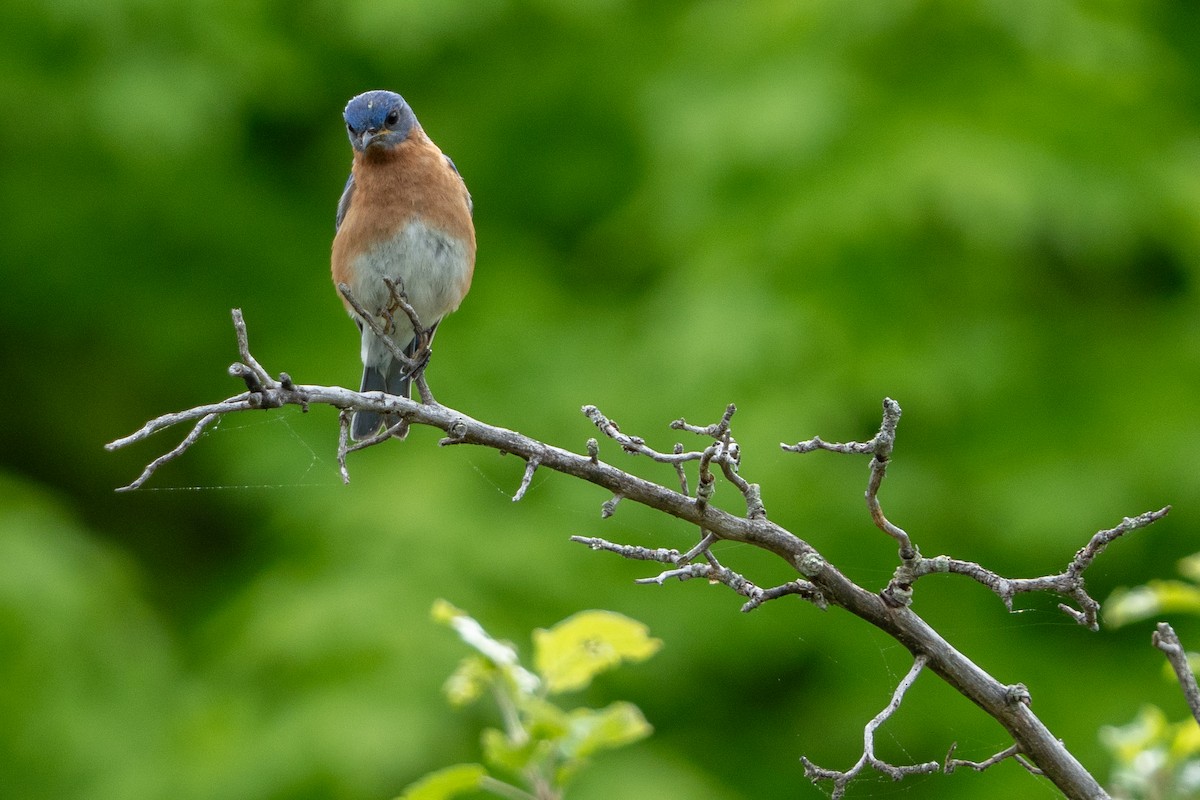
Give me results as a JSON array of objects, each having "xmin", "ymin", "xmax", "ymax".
[
  {"xmin": 385, "ymin": 109, "xmax": 400, "ymax": 126},
  {"xmin": 346, "ymin": 122, "xmax": 354, "ymax": 132}
]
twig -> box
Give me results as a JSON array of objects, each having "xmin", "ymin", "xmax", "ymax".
[
  {"xmin": 802, "ymin": 655, "xmax": 940, "ymax": 798},
  {"xmin": 1152, "ymin": 622, "xmax": 1200, "ymax": 726},
  {"xmin": 634, "ymin": 563, "xmax": 712, "ymax": 585},
  {"xmin": 633, "ymin": 558, "xmax": 775, "ymax": 609},
  {"xmin": 513, "ymin": 457, "xmax": 539, "ymax": 502},
  {"xmin": 672, "ymin": 443, "xmax": 688, "ymax": 494},
  {"xmin": 336, "ymin": 282, "xmax": 414, "ymax": 371},
  {"xmin": 336, "ymin": 410, "xmax": 352, "ymax": 484},
  {"xmin": 670, "ymin": 403, "xmax": 736, "ymax": 438},
  {"xmin": 945, "ymin": 742, "xmax": 1043, "ymax": 776},
  {"xmin": 741, "ymin": 580, "xmax": 828, "ymax": 612},
  {"xmin": 414, "ymin": 369, "xmax": 436, "ymax": 405},
  {"xmin": 783, "ymin": 398, "xmax": 914, "ymax": 559},
  {"xmin": 381, "ymin": 277, "xmax": 425, "ymax": 348},
  {"xmin": 570, "ymin": 535, "xmax": 825, "ymax": 611},
  {"xmin": 582, "ymin": 405, "xmax": 700, "ymax": 464},
  {"xmin": 569, "ymin": 536, "xmax": 683, "ymax": 565},
  {"xmin": 586, "ymin": 403, "xmax": 764, "ymax": 521},
  {"xmin": 600, "ymin": 494, "xmax": 623, "ymax": 518},
  {"xmin": 232, "ymin": 308, "xmax": 274, "ymax": 387},
  {"xmin": 115, "ymin": 413, "xmax": 221, "ymax": 492},
  {"xmin": 106, "ymin": 395, "xmax": 253, "ymax": 453},
  {"xmin": 887, "ymin": 507, "xmax": 1172, "ymax": 628},
  {"xmin": 679, "ymin": 532, "xmax": 718, "ymax": 564}
]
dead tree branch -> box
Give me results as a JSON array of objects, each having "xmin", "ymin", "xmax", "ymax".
[
  {"xmin": 945, "ymin": 742, "xmax": 1043, "ymax": 776},
  {"xmin": 106, "ymin": 310, "xmax": 1172, "ymax": 800},
  {"xmin": 1152, "ymin": 622, "xmax": 1200, "ymax": 726},
  {"xmin": 783, "ymin": 397, "xmax": 914, "ymax": 558},
  {"xmin": 884, "ymin": 509, "xmax": 1169, "ymax": 629},
  {"xmin": 801, "ymin": 655, "xmax": 940, "ymax": 798},
  {"xmin": 784, "ymin": 405, "xmax": 1169, "ymax": 628}
]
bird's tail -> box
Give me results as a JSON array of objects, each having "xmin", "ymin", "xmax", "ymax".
[{"xmin": 351, "ymin": 360, "xmax": 412, "ymax": 441}]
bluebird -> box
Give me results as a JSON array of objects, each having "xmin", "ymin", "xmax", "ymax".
[{"xmin": 332, "ymin": 90, "xmax": 476, "ymax": 440}]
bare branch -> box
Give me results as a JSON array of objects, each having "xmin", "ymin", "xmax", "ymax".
[
  {"xmin": 232, "ymin": 308, "xmax": 274, "ymax": 387},
  {"xmin": 337, "ymin": 281, "xmax": 437, "ymax": 408},
  {"xmin": 337, "ymin": 282, "xmax": 414, "ymax": 370},
  {"xmin": 694, "ymin": 467, "xmax": 714, "ymax": 510},
  {"xmin": 107, "ymin": 310, "xmax": 1170, "ymax": 800},
  {"xmin": 584, "ymin": 403, "xmax": 764, "ymax": 522},
  {"xmin": 679, "ymin": 532, "xmax": 718, "ymax": 564},
  {"xmin": 782, "ymin": 433, "xmax": 877, "ymax": 456},
  {"xmin": 582, "ymin": 405, "xmax": 700, "ymax": 464},
  {"xmin": 741, "ymin": 579, "xmax": 828, "ymax": 613},
  {"xmin": 669, "ymin": 403, "xmax": 736, "ymax": 438},
  {"xmin": 945, "ymin": 742, "xmax": 1043, "ymax": 776},
  {"xmin": 336, "ymin": 410, "xmax": 352, "ymax": 484},
  {"xmin": 783, "ymin": 398, "xmax": 915, "ymax": 559},
  {"xmin": 634, "ymin": 563, "xmax": 710, "ymax": 585},
  {"xmin": 569, "ymin": 536, "xmax": 682, "ymax": 565},
  {"xmin": 802, "ymin": 655, "xmax": 940, "ymax": 798},
  {"xmin": 513, "ymin": 457, "xmax": 539, "ymax": 502},
  {"xmin": 1152, "ymin": 622, "xmax": 1200, "ymax": 726},
  {"xmin": 888, "ymin": 507, "xmax": 1172, "ymax": 628},
  {"xmin": 382, "ymin": 277, "xmax": 424, "ymax": 344},
  {"xmin": 413, "ymin": 368, "xmax": 436, "ymax": 405},
  {"xmin": 672, "ymin": 443, "xmax": 688, "ymax": 494},
  {"xmin": 631, "ymin": 556, "xmax": 807, "ymax": 610},
  {"xmin": 115, "ymin": 413, "xmax": 221, "ymax": 492},
  {"xmin": 600, "ymin": 494, "xmax": 623, "ymax": 518},
  {"xmin": 570, "ymin": 535, "xmax": 824, "ymax": 611},
  {"xmin": 343, "ymin": 416, "xmax": 409, "ymax": 456}
]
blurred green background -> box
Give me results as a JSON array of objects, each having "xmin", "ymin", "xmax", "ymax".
[{"xmin": 3, "ymin": 1, "xmax": 1199, "ymax": 798}]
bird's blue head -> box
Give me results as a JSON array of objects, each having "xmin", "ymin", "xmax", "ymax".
[{"xmin": 343, "ymin": 90, "xmax": 416, "ymax": 152}]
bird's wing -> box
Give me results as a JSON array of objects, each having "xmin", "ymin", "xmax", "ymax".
[
  {"xmin": 335, "ymin": 170, "xmax": 355, "ymax": 232},
  {"xmin": 443, "ymin": 154, "xmax": 473, "ymax": 217}
]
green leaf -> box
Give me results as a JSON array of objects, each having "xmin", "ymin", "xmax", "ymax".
[
  {"xmin": 1104, "ymin": 582, "xmax": 1200, "ymax": 628},
  {"xmin": 394, "ymin": 763, "xmax": 487, "ymax": 800},
  {"xmin": 563, "ymin": 701, "xmax": 653, "ymax": 759},
  {"xmin": 443, "ymin": 655, "xmax": 495, "ymax": 708},
  {"xmin": 533, "ymin": 611, "xmax": 661, "ymax": 694},
  {"xmin": 1178, "ymin": 553, "xmax": 1200, "ymax": 583},
  {"xmin": 1170, "ymin": 712, "xmax": 1200, "ymax": 760},
  {"xmin": 481, "ymin": 728, "xmax": 546, "ymax": 774},
  {"xmin": 1101, "ymin": 703, "xmax": 1200, "ymax": 769},
  {"xmin": 1101, "ymin": 705, "xmax": 1169, "ymax": 766},
  {"xmin": 431, "ymin": 598, "xmax": 467, "ymax": 625},
  {"xmin": 519, "ymin": 695, "xmax": 570, "ymax": 741},
  {"xmin": 554, "ymin": 702, "xmax": 654, "ymax": 786},
  {"xmin": 433, "ymin": 600, "xmax": 540, "ymax": 695}
]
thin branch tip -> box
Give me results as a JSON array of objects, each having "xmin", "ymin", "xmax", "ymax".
[
  {"xmin": 1153, "ymin": 622, "xmax": 1200, "ymax": 725},
  {"xmin": 512, "ymin": 457, "xmax": 539, "ymax": 502}
]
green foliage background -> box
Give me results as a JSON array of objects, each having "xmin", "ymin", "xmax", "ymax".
[{"xmin": 3, "ymin": 1, "xmax": 1199, "ymax": 798}]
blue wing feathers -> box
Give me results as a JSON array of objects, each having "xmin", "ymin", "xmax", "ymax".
[
  {"xmin": 335, "ymin": 171, "xmax": 355, "ymax": 231},
  {"xmin": 443, "ymin": 154, "xmax": 473, "ymax": 217}
]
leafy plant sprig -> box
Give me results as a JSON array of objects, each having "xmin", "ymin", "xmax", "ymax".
[{"xmin": 397, "ymin": 601, "xmax": 661, "ymax": 800}]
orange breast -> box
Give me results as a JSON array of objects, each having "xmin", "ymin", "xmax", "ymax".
[{"xmin": 332, "ymin": 129, "xmax": 475, "ymax": 308}]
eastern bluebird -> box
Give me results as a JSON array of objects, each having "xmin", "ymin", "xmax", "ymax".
[{"xmin": 331, "ymin": 90, "xmax": 475, "ymax": 440}]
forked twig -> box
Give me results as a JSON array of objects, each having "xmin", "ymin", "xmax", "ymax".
[{"xmin": 802, "ymin": 655, "xmax": 940, "ymax": 798}]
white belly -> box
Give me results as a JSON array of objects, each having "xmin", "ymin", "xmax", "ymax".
[{"xmin": 346, "ymin": 219, "xmax": 472, "ymax": 369}]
